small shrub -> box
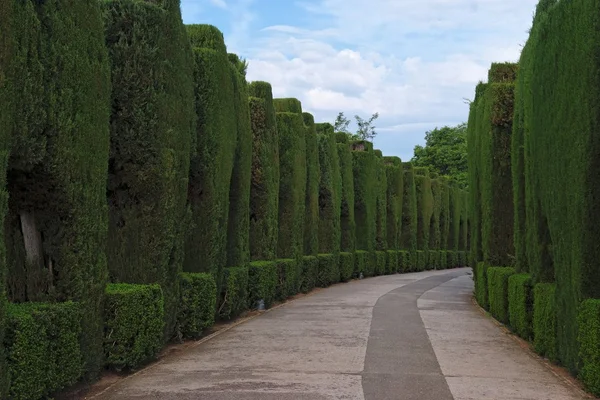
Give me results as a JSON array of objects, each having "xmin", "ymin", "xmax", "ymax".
[
  {"xmin": 300, "ymin": 256, "xmax": 319, "ymax": 293},
  {"xmin": 5, "ymin": 302, "xmax": 83, "ymax": 400},
  {"xmin": 386, "ymin": 250, "xmax": 398, "ymax": 274},
  {"xmin": 487, "ymin": 267, "xmax": 515, "ymax": 323},
  {"xmin": 339, "ymin": 252, "xmax": 355, "ymax": 282},
  {"xmin": 177, "ymin": 273, "xmax": 217, "ymax": 339},
  {"xmin": 249, "ymin": 261, "xmax": 277, "ymax": 308},
  {"xmin": 104, "ymin": 284, "xmax": 164, "ymax": 371},
  {"xmin": 533, "ymin": 283, "xmax": 557, "ymax": 361},
  {"xmin": 439, "ymin": 250, "xmax": 447, "ymax": 269},
  {"xmin": 354, "ymin": 250, "xmax": 367, "ymax": 277},
  {"xmin": 375, "ymin": 251, "xmax": 387, "ymax": 275},
  {"xmin": 447, "ymin": 250, "xmax": 457, "ymax": 269},
  {"xmin": 218, "ymin": 267, "xmax": 248, "ymax": 320},
  {"xmin": 428, "ymin": 250, "xmax": 438, "ymax": 270},
  {"xmin": 317, "ymin": 254, "xmax": 338, "ymax": 287},
  {"xmin": 416, "ymin": 250, "xmax": 427, "ymax": 271},
  {"xmin": 474, "ymin": 262, "xmax": 489, "ymax": 309},
  {"xmin": 508, "ymin": 274, "xmax": 533, "ymax": 340},
  {"xmin": 398, "ymin": 251, "xmax": 409, "ymax": 273},
  {"xmin": 276, "ymin": 259, "xmax": 299, "ymax": 300},
  {"xmin": 577, "ymin": 299, "xmax": 600, "ymax": 396},
  {"xmin": 458, "ymin": 251, "xmax": 467, "ymax": 266},
  {"xmin": 363, "ymin": 251, "xmax": 376, "ymax": 277}
]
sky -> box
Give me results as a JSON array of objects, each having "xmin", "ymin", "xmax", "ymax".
[{"xmin": 181, "ymin": 0, "xmax": 538, "ymax": 161}]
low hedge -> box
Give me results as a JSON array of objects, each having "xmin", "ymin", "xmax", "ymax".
[
  {"xmin": 386, "ymin": 250, "xmax": 398, "ymax": 274},
  {"xmin": 354, "ymin": 250, "xmax": 367, "ymax": 277},
  {"xmin": 398, "ymin": 250, "xmax": 410, "ymax": 273},
  {"xmin": 218, "ymin": 267, "xmax": 248, "ymax": 320},
  {"xmin": 104, "ymin": 283, "xmax": 164, "ymax": 371},
  {"xmin": 375, "ymin": 251, "xmax": 387, "ymax": 275},
  {"xmin": 474, "ymin": 262, "xmax": 489, "ymax": 310},
  {"xmin": 577, "ymin": 299, "xmax": 600, "ymax": 396},
  {"xmin": 5, "ymin": 302, "xmax": 83, "ymax": 400},
  {"xmin": 508, "ymin": 273, "xmax": 533, "ymax": 340},
  {"xmin": 416, "ymin": 250, "xmax": 426, "ymax": 271},
  {"xmin": 276, "ymin": 259, "xmax": 299, "ymax": 300},
  {"xmin": 447, "ymin": 250, "xmax": 457, "ymax": 269},
  {"xmin": 428, "ymin": 250, "xmax": 438, "ymax": 270},
  {"xmin": 317, "ymin": 254, "xmax": 338, "ymax": 287},
  {"xmin": 458, "ymin": 251, "xmax": 467, "ymax": 266},
  {"xmin": 300, "ymin": 255, "xmax": 319, "ymax": 293},
  {"xmin": 177, "ymin": 273, "xmax": 217, "ymax": 339},
  {"xmin": 487, "ymin": 267, "xmax": 515, "ymax": 324},
  {"xmin": 249, "ymin": 261, "xmax": 277, "ymax": 309},
  {"xmin": 339, "ymin": 252, "xmax": 355, "ymax": 282},
  {"xmin": 439, "ymin": 250, "xmax": 447, "ymax": 269},
  {"xmin": 533, "ymin": 283, "xmax": 557, "ymax": 361}
]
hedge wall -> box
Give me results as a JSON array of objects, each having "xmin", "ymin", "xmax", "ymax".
[
  {"xmin": 578, "ymin": 299, "xmax": 600, "ymax": 396},
  {"xmin": 487, "ymin": 267, "xmax": 515, "ymax": 324},
  {"xmin": 303, "ymin": 113, "xmax": 320, "ymax": 256},
  {"xmin": 276, "ymin": 111, "xmax": 307, "ymax": 259},
  {"xmin": 318, "ymin": 133, "xmax": 342, "ymax": 255},
  {"xmin": 177, "ymin": 273, "xmax": 216, "ymax": 339},
  {"xmin": 374, "ymin": 153, "xmax": 388, "ymax": 251},
  {"xmin": 300, "ymin": 256, "xmax": 318, "ymax": 293},
  {"xmin": 352, "ymin": 142, "xmax": 376, "ymax": 252},
  {"xmin": 339, "ymin": 252, "xmax": 354, "ymax": 282},
  {"xmin": 414, "ymin": 168, "xmax": 433, "ymax": 253},
  {"xmin": 248, "ymin": 82, "xmax": 279, "ymax": 261},
  {"xmin": 439, "ymin": 178, "xmax": 450, "ymax": 251},
  {"xmin": 184, "ymin": 25, "xmax": 237, "ymax": 300},
  {"xmin": 429, "ymin": 178, "xmax": 441, "ymax": 251},
  {"xmin": 400, "ymin": 163, "xmax": 418, "ymax": 255},
  {"xmin": 226, "ymin": 54, "xmax": 252, "ymax": 268},
  {"xmin": 533, "ymin": 283, "xmax": 557, "ymax": 362},
  {"xmin": 273, "ymin": 98, "xmax": 302, "ymax": 114},
  {"xmin": 508, "ymin": 273, "xmax": 533, "ymax": 340},
  {"xmin": 338, "ymin": 142, "xmax": 356, "ymax": 252},
  {"xmin": 384, "ymin": 157, "xmax": 403, "ymax": 251},
  {"xmin": 218, "ymin": 266, "xmax": 248, "ymax": 319},
  {"xmin": 248, "ymin": 261, "xmax": 277, "ymax": 309}
]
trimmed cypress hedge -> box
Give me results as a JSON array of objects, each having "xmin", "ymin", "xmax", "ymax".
[
  {"xmin": 317, "ymin": 254, "xmax": 339, "ymax": 287},
  {"xmin": 415, "ymin": 168, "xmax": 433, "ymax": 253},
  {"xmin": 428, "ymin": 250, "xmax": 438, "ymax": 270},
  {"xmin": 226, "ymin": 55, "xmax": 253, "ymax": 268},
  {"xmin": 338, "ymin": 142, "xmax": 356, "ymax": 252},
  {"xmin": 303, "ymin": 113, "xmax": 320, "ymax": 256},
  {"xmin": 384, "ymin": 157, "xmax": 403, "ymax": 252},
  {"xmin": 184, "ymin": 25, "xmax": 236, "ymax": 299},
  {"xmin": 248, "ymin": 82, "xmax": 279, "ymax": 262},
  {"xmin": 487, "ymin": 267, "xmax": 515, "ymax": 324},
  {"xmin": 5, "ymin": 302, "xmax": 82, "ymax": 400},
  {"xmin": 508, "ymin": 273, "xmax": 533, "ymax": 340},
  {"xmin": 300, "ymin": 256, "xmax": 318, "ymax": 293},
  {"xmin": 316, "ymin": 123, "xmax": 335, "ymax": 135},
  {"xmin": 416, "ymin": 251, "xmax": 427, "ymax": 272},
  {"xmin": 248, "ymin": 261, "xmax": 277, "ymax": 309},
  {"xmin": 276, "ymin": 111, "xmax": 307, "ymax": 259},
  {"xmin": 448, "ymin": 186, "xmax": 460, "ymax": 257},
  {"xmin": 386, "ymin": 251, "xmax": 398, "ymax": 274},
  {"xmin": 218, "ymin": 266, "xmax": 249, "ymax": 319},
  {"xmin": 339, "ymin": 252, "xmax": 355, "ymax": 282},
  {"xmin": 533, "ymin": 283, "xmax": 557, "ymax": 362},
  {"xmin": 318, "ymin": 133, "xmax": 342, "ymax": 255},
  {"xmin": 374, "ymin": 153, "xmax": 388, "ymax": 251},
  {"xmin": 429, "ymin": 178, "xmax": 441, "ymax": 251},
  {"xmin": 177, "ymin": 273, "xmax": 216, "ymax": 339},
  {"xmin": 275, "ymin": 259, "xmax": 299, "ymax": 300},
  {"xmin": 577, "ymin": 299, "xmax": 600, "ymax": 396},
  {"xmin": 354, "ymin": 250, "xmax": 368, "ymax": 277},
  {"xmin": 104, "ymin": 284, "xmax": 164, "ymax": 371},
  {"xmin": 400, "ymin": 163, "xmax": 418, "ymax": 261},
  {"xmin": 375, "ymin": 251, "xmax": 387, "ymax": 276},
  {"xmin": 273, "ymin": 98, "xmax": 302, "ymax": 114},
  {"xmin": 439, "ymin": 178, "xmax": 450, "ymax": 251},
  {"xmin": 352, "ymin": 143, "xmax": 376, "ymax": 252},
  {"xmin": 104, "ymin": 0, "xmax": 195, "ymax": 341},
  {"xmin": 474, "ymin": 262, "xmax": 489, "ymax": 310},
  {"xmin": 439, "ymin": 250, "xmax": 447, "ymax": 270}
]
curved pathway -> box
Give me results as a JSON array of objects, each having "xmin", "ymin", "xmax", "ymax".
[{"xmin": 92, "ymin": 268, "xmax": 588, "ymax": 400}]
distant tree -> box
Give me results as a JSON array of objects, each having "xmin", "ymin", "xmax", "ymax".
[
  {"xmin": 355, "ymin": 112, "xmax": 379, "ymax": 141},
  {"xmin": 334, "ymin": 112, "xmax": 351, "ymax": 134},
  {"xmin": 411, "ymin": 122, "xmax": 468, "ymax": 188}
]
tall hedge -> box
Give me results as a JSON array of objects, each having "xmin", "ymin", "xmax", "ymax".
[
  {"xmin": 338, "ymin": 142, "xmax": 356, "ymax": 252},
  {"xmin": 276, "ymin": 111, "xmax": 307, "ymax": 259},
  {"xmin": 184, "ymin": 25, "xmax": 237, "ymax": 297},
  {"xmin": 448, "ymin": 185, "xmax": 460, "ymax": 253},
  {"xmin": 1, "ymin": 0, "xmax": 111, "ymax": 377},
  {"xmin": 439, "ymin": 178, "xmax": 450, "ymax": 251},
  {"xmin": 273, "ymin": 98, "xmax": 302, "ymax": 114},
  {"xmin": 226, "ymin": 54, "xmax": 252, "ymax": 268},
  {"xmin": 514, "ymin": 0, "xmax": 600, "ymax": 371},
  {"xmin": 384, "ymin": 157, "xmax": 403, "ymax": 250},
  {"xmin": 248, "ymin": 82, "xmax": 279, "ymax": 261},
  {"xmin": 317, "ymin": 133, "xmax": 342, "ymax": 255},
  {"xmin": 414, "ymin": 168, "xmax": 433, "ymax": 253},
  {"xmin": 103, "ymin": 0, "xmax": 195, "ymax": 341},
  {"xmin": 352, "ymin": 142, "xmax": 376, "ymax": 252},
  {"xmin": 302, "ymin": 113, "xmax": 319, "ymax": 256},
  {"xmin": 400, "ymin": 163, "xmax": 418, "ymax": 255},
  {"xmin": 315, "ymin": 123, "xmax": 334, "ymax": 135},
  {"xmin": 374, "ymin": 151, "xmax": 388, "ymax": 251},
  {"xmin": 429, "ymin": 178, "xmax": 441, "ymax": 250}
]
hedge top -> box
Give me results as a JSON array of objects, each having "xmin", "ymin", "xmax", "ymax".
[
  {"xmin": 273, "ymin": 98, "xmax": 303, "ymax": 114},
  {"xmin": 186, "ymin": 24, "xmax": 226, "ymax": 53},
  {"xmin": 488, "ymin": 62, "xmax": 519, "ymax": 83}
]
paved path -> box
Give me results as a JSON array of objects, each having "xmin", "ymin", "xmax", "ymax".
[{"xmin": 93, "ymin": 268, "xmax": 588, "ymax": 400}]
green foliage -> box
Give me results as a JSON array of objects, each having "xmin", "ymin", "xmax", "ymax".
[
  {"xmin": 315, "ymin": 123, "xmax": 334, "ymax": 135},
  {"xmin": 439, "ymin": 251, "xmax": 447, "ymax": 270},
  {"xmin": 384, "ymin": 158, "xmax": 403, "ymax": 251},
  {"xmin": 353, "ymin": 145, "xmax": 376, "ymax": 252},
  {"xmin": 533, "ymin": 283, "xmax": 557, "ymax": 362},
  {"xmin": 400, "ymin": 163, "xmax": 418, "ymax": 254},
  {"xmin": 177, "ymin": 273, "xmax": 216, "ymax": 339},
  {"xmin": 248, "ymin": 261, "xmax": 277, "ymax": 309},
  {"xmin": 487, "ymin": 267, "xmax": 515, "ymax": 324},
  {"xmin": 4, "ymin": 302, "xmax": 82, "ymax": 400},
  {"xmin": 415, "ymin": 168, "xmax": 433, "ymax": 252},
  {"xmin": 227, "ymin": 53, "xmax": 248, "ymax": 77},
  {"xmin": 303, "ymin": 113, "xmax": 320, "ymax": 256},
  {"xmin": 226, "ymin": 57, "xmax": 252, "ymax": 268},
  {"xmin": 300, "ymin": 256, "xmax": 318, "ymax": 293},
  {"xmin": 248, "ymin": 83, "xmax": 279, "ymax": 261},
  {"xmin": 474, "ymin": 262, "xmax": 489, "ymax": 310},
  {"xmin": 508, "ymin": 274, "xmax": 533, "ymax": 340},
  {"xmin": 386, "ymin": 251, "xmax": 398, "ymax": 274},
  {"xmin": 354, "ymin": 250, "xmax": 367, "ymax": 277},
  {"xmin": 338, "ymin": 143, "xmax": 356, "ymax": 252},
  {"xmin": 411, "ymin": 123, "xmax": 468, "ymax": 188},
  {"xmin": 428, "ymin": 250, "xmax": 438, "ymax": 270},
  {"xmin": 416, "ymin": 251, "xmax": 427, "ymax": 272},
  {"xmin": 318, "ymin": 133, "xmax": 342, "ymax": 254},
  {"xmin": 273, "ymin": 98, "xmax": 303, "ymax": 114},
  {"xmin": 219, "ymin": 267, "xmax": 248, "ymax": 320},
  {"xmin": 446, "ymin": 250, "xmax": 457, "ymax": 269},
  {"xmin": 339, "ymin": 252, "xmax": 354, "ymax": 282},
  {"xmin": 333, "ymin": 112, "xmax": 351, "ymax": 134},
  {"xmin": 488, "ymin": 62, "xmax": 518, "ymax": 83},
  {"xmin": 355, "ymin": 113, "xmax": 380, "ymax": 141},
  {"xmin": 317, "ymin": 254, "xmax": 339, "ymax": 287},
  {"xmin": 577, "ymin": 300, "xmax": 600, "ymax": 396},
  {"xmin": 276, "ymin": 112, "xmax": 307, "ymax": 258},
  {"xmin": 397, "ymin": 251, "xmax": 408, "ymax": 273},
  {"xmin": 103, "ymin": 0, "xmax": 195, "ymax": 341},
  {"xmin": 104, "ymin": 284, "xmax": 164, "ymax": 371},
  {"xmin": 275, "ymin": 259, "xmax": 299, "ymax": 300},
  {"xmin": 429, "ymin": 179, "xmax": 442, "ymax": 250},
  {"xmin": 374, "ymin": 156, "xmax": 388, "ymax": 251},
  {"xmin": 374, "ymin": 251, "xmax": 387, "ymax": 276},
  {"xmin": 364, "ymin": 252, "xmax": 377, "ymax": 277}
]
